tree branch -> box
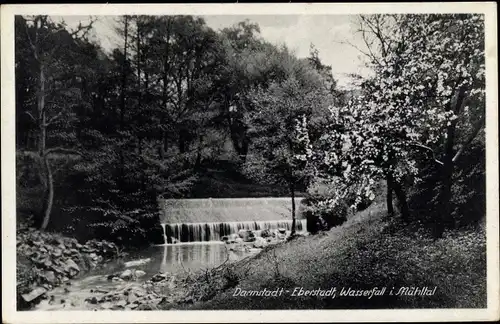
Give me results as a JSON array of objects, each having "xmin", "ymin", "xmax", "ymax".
[
  {"xmin": 45, "ymin": 147, "xmax": 82, "ymax": 157},
  {"xmin": 25, "ymin": 111, "xmax": 37, "ymax": 122},
  {"xmin": 452, "ymin": 115, "xmax": 485, "ymax": 163},
  {"xmin": 45, "ymin": 110, "xmax": 64, "ymax": 126},
  {"xmin": 409, "ymin": 142, "xmax": 444, "ymax": 166},
  {"xmin": 24, "ymin": 18, "xmax": 38, "ymax": 60}
]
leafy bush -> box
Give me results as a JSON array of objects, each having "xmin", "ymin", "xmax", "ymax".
[{"xmin": 302, "ymin": 178, "xmax": 350, "ymax": 233}]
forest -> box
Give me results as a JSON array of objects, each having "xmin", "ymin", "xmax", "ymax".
[{"xmin": 14, "ymin": 13, "xmax": 488, "ymax": 311}]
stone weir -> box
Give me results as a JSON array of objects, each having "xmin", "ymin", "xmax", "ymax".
[{"xmin": 158, "ymin": 197, "xmax": 306, "ymax": 244}]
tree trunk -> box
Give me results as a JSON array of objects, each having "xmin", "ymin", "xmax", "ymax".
[
  {"xmin": 434, "ymin": 86, "xmax": 465, "ymax": 238},
  {"xmin": 290, "ymin": 182, "xmax": 296, "ymax": 236},
  {"xmin": 386, "ymin": 172, "xmax": 394, "ymax": 216},
  {"xmin": 40, "ymin": 154, "xmax": 54, "ymax": 231},
  {"xmin": 393, "ymin": 179, "xmax": 409, "ymax": 222},
  {"xmin": 37, "ymin": 62, "xmax": 51, "ymax": 230}
]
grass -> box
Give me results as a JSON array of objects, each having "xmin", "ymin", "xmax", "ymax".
[{"xmin": 165, "ymin": 201, "xmax": 486, "ymax": 310}]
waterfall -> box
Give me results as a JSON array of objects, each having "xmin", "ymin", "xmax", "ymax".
[
  {"xmin": 161, "ymin": 219, "xmax": 307, "ymax": 244},
  {"xmin": 161, "ymin": 223, "xmax": 167, "ymax": 245}
]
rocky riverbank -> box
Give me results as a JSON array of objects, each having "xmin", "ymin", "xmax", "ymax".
[{"xmin": 16, "ymin": 227, "xmax": 121, "ymax": 310}]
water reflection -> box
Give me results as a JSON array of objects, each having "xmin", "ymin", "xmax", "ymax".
[{"xmin": 159, "ymin": 243, "xmax": 255, "ymax": 273}]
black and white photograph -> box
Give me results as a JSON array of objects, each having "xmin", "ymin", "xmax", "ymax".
[{"xmin": 1, "ymin": 3, "xmax": 498, "ymax": 323}]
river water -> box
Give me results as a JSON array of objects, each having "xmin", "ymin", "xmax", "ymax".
[{"xmin": 34, "ymin": 242, "xmax": 259, "ymax": 310}]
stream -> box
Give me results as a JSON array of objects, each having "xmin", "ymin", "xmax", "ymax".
[{"xmin": 34, "ymin": 242, "xmax": 259, "ymax": 310}]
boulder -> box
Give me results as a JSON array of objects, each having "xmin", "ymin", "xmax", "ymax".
[
  {"xmin": 237, "ymin": 229, "xmax": 247, "ymax": 239},
  {"xmin": 43, "ymin": 259, "xmax": 53, "ymax": 268},
  {"xmin": 221, "ymin": 236, "xmax": 229, "ymax": 242},
  {"xmin": 134, "ymin": 270, "xmax": 146, "ymax": 278},
  {"xmin": 127, "ymin": 294, "xmax": 138, "ymax": 304},
  {"xmin": 32, "ymin": 240, "xmax": 43, "ymax": 247},
  {"xmin": 253, "ymin": 237, "xmax": 267, "ymax": 248},
  {"xmin": 151, "ymin": 273, "xmax": 168, "ymax": 282},
  {"xmin": 52, "ymin": 266, "xmax": 65, "ymax": 275},
  {"xmin": 124, "ymin": 258, "xmax": 151, "ymax": 268},
  {"xmin": 21, "ymin": 287, "xmax": 47, "ymax": 303},
  {"xmin": 119, "ymin": 269, "xmax": 133, "ymax": 280},
  {"xmin": 260, "ymin": 229, "xmax": 271, "ymax": 238},
  {"xmin": 44, "ymin": 271, "xmax": 57, "ymax": 284},
  {"xmin": 238, "ymin": 229, "xmax": 255, "ymax": 242},
  {"xmin": 116, "ymin": 299, "xmax": 127, "ymax": 307},
  {"xmin": 64, "ymin": 259, "xmax": 80, "ymax": 277},
  {"xmin": 87, "ymin": 296, "xmax": 98, "ymax": 304}
]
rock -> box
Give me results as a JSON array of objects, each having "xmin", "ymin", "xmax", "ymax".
[
  {"xmin": 88, "ymin": 296, "xmax": 98, "ymax": 304},
  {"xmin": 260, "ymin": 229, "xmax": 271, "ymax": 238},
  {"xmin": 253, "ymin": 237, "xmax": 267, "ymax": 248},
  {"xmin": 124, "ymin": 258, "xmax": 151, "ymax": 268},
  {"xmin": 116, "ymin": 299, "xmax": 127, "ymax": 307},
  {"xmin": 151, "ymin": 273, "xmax": 168, "ymax": 282},
  {"xmin": 43, "ymin": 259, "xmax": 53, "ymax": 268},
  {"xmin": 64, "ymin": 258, "xmax": 80, "ymax": 277},
  {"xmin": 120, "ymin": 269, "xmax": 133, "ymax": 280},
  {"xmin": 237, "ymin": 229, "xmax": 256, "ymax": 242},
  {"xmin": 89, "ymin": 253, "xmax": 99, "ymax": 261},
  {"xmin": 112, "ymin": 277, "xmax": 123, "ymax": 282},
  {"xmin": 44, "ymin": 271, "xmax": 57, "ymax": 284},
  {"xmin": 32, "ymin": 240, "xmax": 43, "ymax": 247},
  {"xmin": 52, "ymin": 248, "xmax": 62, "ymax": 257},
  {"xmin": 221, "ymin": 236, "xmax": 229, "ymax": 242},
  {"xmin": 237, "ymin": 229, "xmax": 248, "ymax": 239},
  {"xmin": 127, "ymin": 294, "xmax": 138, "ymax": 304},
  {"xmin": 134, "ymin": 270, "xmax": 146, "ymax": 278},
  {"xmin": 228, "ymin": 233, "xmax": 240, "ymax": 243},
  {"xmin": 21, "ymin": 287, "xmax": 47, "ymax": 302}
]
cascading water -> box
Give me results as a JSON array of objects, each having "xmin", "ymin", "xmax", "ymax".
[
  {"xmin": 161, "ymin": 219, "xmax": 307, "ymax": 244},
  {"xmin": 158, "ymin": 197, "xmax": 307, "ymax": 244},
  {"xmin": 161, "ymin": 223, "xmax": 167, "ymax": 244}
]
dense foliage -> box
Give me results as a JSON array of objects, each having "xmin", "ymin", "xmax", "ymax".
[
  {"xmin": 299, "ymin": 14, "xmax": 486, "ymax": 237},
  {"xmin": 15, "ymin": 15, "xmax": 339, "ymax": 245}
]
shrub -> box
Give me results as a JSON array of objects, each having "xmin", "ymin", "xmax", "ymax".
[{"xmin": 302, "ymin": 178, "xmax": 353, "ymax": 233}]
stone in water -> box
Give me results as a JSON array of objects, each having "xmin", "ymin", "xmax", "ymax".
[{"xmin": 124, "ymin": 258, "xmax": 151, "ymax": 268}]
